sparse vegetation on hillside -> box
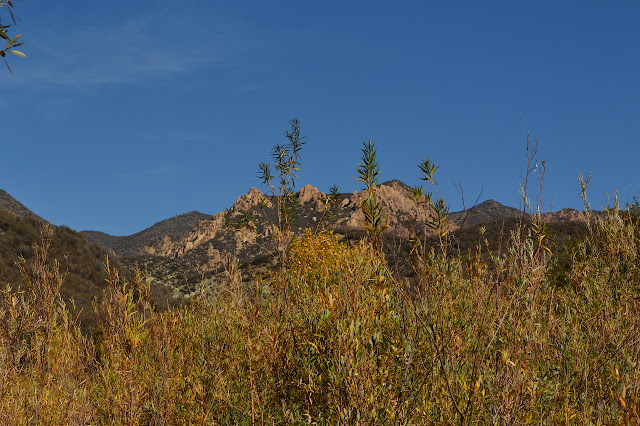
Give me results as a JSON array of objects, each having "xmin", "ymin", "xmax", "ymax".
[{"xmin": 1, "ymin": 132, "xmax": 638, "ymax": 423}]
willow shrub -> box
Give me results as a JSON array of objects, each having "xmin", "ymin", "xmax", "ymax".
[{"xmin": 1, "ymin": 210, "xmax": 639, "ymax": 424}]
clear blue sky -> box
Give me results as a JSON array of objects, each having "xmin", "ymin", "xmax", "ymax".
[{"xmin": 1, "ymin": 1, "xmax": 638, "ymax": 236}]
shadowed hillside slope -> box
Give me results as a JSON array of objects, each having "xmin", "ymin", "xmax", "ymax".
[
  {"xmin": 0, "ymin": 209, "xmax": 118, "ymax": 330},
  {"xmin": 0, "ymin": 189, "xmax": 43, "ymax": 221},
  {"xmin": 0, "ymin": 208, "xmax": 181, "ymax": 332},
  {"xmin": 83, "ymin": 211, "xmax": 211, "ymax": 257},
  {"xmin": 449, "ymin": 199, "xmax": 521, "ymax": 227}
]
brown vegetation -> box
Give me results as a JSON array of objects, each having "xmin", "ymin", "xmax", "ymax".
[
  {"xmin": 1, "ymin": 125, "xmax": 637, "ymax": 422},
  {"xmin": 0, "ymin": 195, "xmax": 638, "ymax": 423}
]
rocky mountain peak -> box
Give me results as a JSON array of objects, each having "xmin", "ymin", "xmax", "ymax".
[
  {"xmin": 477, "ymin": 199, "xmax": 502, "ymax": 207},
  {"xmin": 231, "ymin": 188, "xmax": 269, "ymax": 212},
  {"xmin": 381, "ymin": 179, "xmax": 413, "ymax": 193},
  {"xmin": 297, "ymin": 184, "xmax": 324, "ymax": 203}
]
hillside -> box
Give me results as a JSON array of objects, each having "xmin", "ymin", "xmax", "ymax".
[
  {"xmin": 449, "ymin": 199, "xmax": 521, "ymax": 227},
  {"xmin": 0, "ymin": 189, "xmax": 43, "ymax": 221},
  {"xmin": 0, "ymin": 204, "xmax": 181, "ymax": 332},
  {"xmin": 82, "ymin": 211, "xmax": 211, "ymax": 257},
  {"xmin": 0, "ymin": 209, "xmax": 118, "ymax": 331},
  {"xmin": 85, "ymin": 182, "xmax": 585, "ymax": 265}
]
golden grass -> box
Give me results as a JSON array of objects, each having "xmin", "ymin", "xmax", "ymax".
[{"xmin": 1, "ymin": 208, "xmax": 639, "ymax": 424}]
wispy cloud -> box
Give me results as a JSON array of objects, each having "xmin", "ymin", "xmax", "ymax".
[{"xmin": 1, "ymin": 5, "xmax": 259, "ymax": 91}]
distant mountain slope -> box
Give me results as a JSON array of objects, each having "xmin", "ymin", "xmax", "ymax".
[
  {"xmin": 82, "ymin": 182, "xmax": 591, "ymax": 277},
  {"xmin": 0, "ymin": 189, "xmax": 43, "ymax": 221},
  {"xmin": 449, "ymin": 199, "xmax": 521, "ymax": 227},
  {"xmin": 83, "ymin": 211, "xmax": 211, "ymax": 257}
]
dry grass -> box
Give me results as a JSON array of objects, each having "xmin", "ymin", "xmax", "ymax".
[{"xmin": 0, "ymin": 205, "xmax": 639, "ymax": 424}]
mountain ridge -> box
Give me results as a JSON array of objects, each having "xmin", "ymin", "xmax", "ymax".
[
  {"xmin": 82, "ymin": 211, "xmax": 211, "ymax": 257},
  {"xmin": 78, "ymin": 181, "xmax": 591, "ymax": 290},
  {"xmin": 0, "ymin": 189, "xmax": 43, "ymax": 221},
  {"xmin": 1, "ymin": 183, "xmax": 594, "ymax": 301},
  {"xmin": 80, "ymin": 183, "xmax": 585, "ymax": 255}
]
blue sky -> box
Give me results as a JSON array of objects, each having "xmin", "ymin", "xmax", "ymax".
[{"xmin": 1, "ymin": 1, "xmax": 638, "ymax": 236}]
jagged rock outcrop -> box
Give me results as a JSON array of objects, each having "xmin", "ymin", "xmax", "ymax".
[
  {"xmin": 165, "ymin": 211, "xmax": 226, "ymax": 259},
  {"xmin": 297, "ymin": 184, "xmax": 323, "ymax": 204},
  {"xmin": 231, "ymin": 187, "xmax": 270, "ymax": 212},
  {"xmin": 338, "ymin": 181, "xmax": 458, "ymax": 236},
  {"xmin": 112, "ymin": 182, "xmax": 469, "ymax": 273},
  {"xmin": 544, "ymin": 208, "xmax": 586, "ymax": 222}
]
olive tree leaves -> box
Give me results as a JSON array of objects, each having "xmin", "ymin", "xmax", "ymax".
[{"xmin": 1, "ymin": 0, "xmax": 26, "ymax": 74}]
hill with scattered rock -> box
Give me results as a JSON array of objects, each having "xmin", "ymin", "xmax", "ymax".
[
  {"xmin": 2, "ymin": 183, "xmax": 596, "ymax": 303},
  {"xmin": 449, "ymin": 199, "xmax": 521, "ymax": 227},
  {"xmin": 77, "ymin": 181, "xmax": 594, "ymax": 298},
  {"xmin": 82, "ymin": 211, "xmax": 212, "ymax": 257}
]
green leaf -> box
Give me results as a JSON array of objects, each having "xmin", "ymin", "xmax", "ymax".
[
  {"xmin": 8, "ymin": 49, "xmax": 25, "ymax": 58},
  {"xmin": 4, "ymin": 33, "xmax": 21, "ymax": 50}
]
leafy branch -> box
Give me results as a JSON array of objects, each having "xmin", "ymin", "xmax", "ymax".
[
  {"xmin": 0, "ymin": 0, "xmax": 26, "ymax": 74},
  {"xmin": 258, "ymin": 118, "xmax": 306, "ymax": 265},
  {"xmin": 406, "ymin": 156, "xmax": 450, "ymax": 258},
  {"xmin": 353, "ymin": 140, "xmax": 387, "ymax": 251},
  {"xmin": 315, "ymin": 184, "xmax": 341, "ymax": 233}
]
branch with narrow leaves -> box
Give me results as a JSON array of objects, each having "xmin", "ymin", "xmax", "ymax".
[
  {"xmin": 1, "ymin": 0, "xmax": 26, "ymax": 74},
  {"xmin": 315, "ymin": 184, "xmax": 341, "ymax": 232},
  {"xmin": 353, "ymin": 140, "xmax": 387, "ymax": 251},
  {"xmin": 257, "ymin": 118, "xmax": 306, "ymax": 266}
]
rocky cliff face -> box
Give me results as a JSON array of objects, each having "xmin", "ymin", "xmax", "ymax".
[
  {"xmin": 138, "ymin": 181, "xmax": 463, "ymax": 274},
  {"xmin": 543, "ymin": 208, "xmax": 586, "ymax": 222}
]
